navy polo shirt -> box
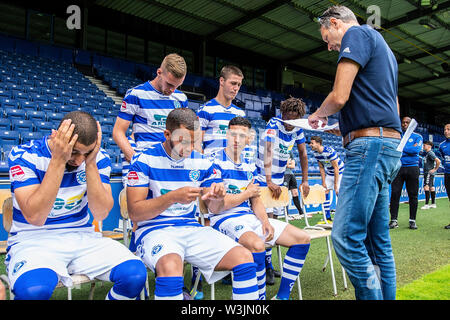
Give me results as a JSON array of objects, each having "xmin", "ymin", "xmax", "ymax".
[{"xmin": 337, "ymin": 24, "xmax": 401, "ymax": 137}]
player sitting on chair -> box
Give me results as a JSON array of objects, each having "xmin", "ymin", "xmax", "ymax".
[
  {"xmin": 209, "ymin": 117, "xmax": 311, "ymax": 300},
  {"xmin": 6, "ymin": 111, "xmax": 147, "ymax": 300},
  {"xmin": 126, "ymin": 108, "xmax": 259, "ymax": 300}
]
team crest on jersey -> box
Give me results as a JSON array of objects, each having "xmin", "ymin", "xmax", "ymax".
[
  {"xmin": 76, "ymin": 171, "xmax": 86, "ymax": 184},
  {"xmin": 12, "ymin": 260, "xmax": 26, "ymax": 275},
  {"xmin": 121, "ymin": 101, "xmax": 127, "ymax": 110},
  {"xmin": 174, "ymin": 100, "xmax": 181, "ymax": 109},
  {"xmin": 151, "ymin": 244, "xmax": 163, "ymax": 256},
  {"xmin": 247, "ymin": 171, "xmax": 253, "ymax": 181},
  {"xmin": 189, "ymin": 169, "xmax": 200, "ymax": 182}
]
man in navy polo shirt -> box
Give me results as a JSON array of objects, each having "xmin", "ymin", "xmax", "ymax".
[
  {"xmin": 308, "ymin": 5, "xmax": 402, "ymax": 300},
  {"xmin": 389, "ymin": 117, "xmax": 423, "ymax": 230}
]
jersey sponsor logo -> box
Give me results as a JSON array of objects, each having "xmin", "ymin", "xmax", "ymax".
[
  {"xmin": 215, "ymin": 124, "xmax": 228, "ymax": 135},
  {"xmin": 127, "ymin": 171, "xmax": 139, "ymax": 186},
  {"xmin": 51, "ymin": 193, "xmax": 84, "ymax": 213},
  {"xmin": 151, "ymin": 114, "xmax": 167, "ymax": 126},
  {"xmin": 227, "ymin": 184, "xmax": 242, "ymax": 194},
  {"xmin": 266, "ymin": 129, "xmax": 276, "ymax": 138},
  {"xmin": 189, "ymin": 169, "xmax": 200, "ymax": 182},
  {"xmin": 10, "ymin": 165, "xmax": 26, "ymax": 182}
]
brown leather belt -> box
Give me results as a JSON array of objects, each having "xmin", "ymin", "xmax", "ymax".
[{"xmin": 343, "ymin": 127, "xmax": 401, "ymax": 147}]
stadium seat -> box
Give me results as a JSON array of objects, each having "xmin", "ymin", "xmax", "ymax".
[
  {"xmin": 0, "ymin": 131, "xmax": 20, "ymax": 145},
  {"xmin": 0, "ymin": 118, "xmax": 10, "ymax": 130},
  {"xmin": 48, "ymin": 113, "xmax": 64, "ymax": 122},
  {"xmin": 12, "ymin": 119, "xmax": 34, "ymax": 131},
  {"xmin": 5, "ymin": 108, "xmax": 27, "ymax": 120},
  {"xmin": 27, "ymin": 110, "xmax": 46, "ymax": 121},
  {"xmin": 21, "ymin": 131, "xmax": 44, "ymax": 143}
]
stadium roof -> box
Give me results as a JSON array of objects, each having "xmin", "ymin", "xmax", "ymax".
[
  {"xmin": 92, "ymin": 0, "xmax": 450, "ymax": 114},
  {"xmin": 13, "ymin": 0, "xmax": 450, "ymax": 116}
]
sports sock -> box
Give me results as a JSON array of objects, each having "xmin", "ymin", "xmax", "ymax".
[
  {"xmin": 231, "ymin": 262, "xmax": 259, "ymax": 300},
  {"xmin": 253, "ymin": 251, "xmax": 266, "ymax": 300},
  {"xmin": 154, "ymin": 276, "xmax": 184, "ymax": 300},
  {"xmin": 277, "ymin": 244, "xmax": 310, "ymax": 300}
]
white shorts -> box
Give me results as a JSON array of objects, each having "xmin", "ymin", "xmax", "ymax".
[
  {"xmin": 136, "ymin": 226, "xmax": 240, "ymax": 284},
  {"xmin": 6, "ymin": 230, "xmax": 142, "ymax": 288},
  {"xmin": 265, "ymin": 206, "xmax": 285, "ymax": 216},
  {"xmin": 214, "ymin": 214, "xmax": 288, "ymax": 247},
  {"xmin": 325, "ymin": 173, "xmax": 342, "ymax": 191}
]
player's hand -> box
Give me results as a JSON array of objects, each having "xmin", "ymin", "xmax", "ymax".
[
  {"xmin": 308, "ymin": 113, "xmax": 328, "ymax": 130},
  {"xmin": 85, "ymin": 121, "xmax": 102, "ymax": 166},
  {"xmin": 171, "ymin": 186, "xmax": 203, "ymax": 204},
  {"xmin": 429, "ymin": 169, "xmax": 436, "ymax": 175},
  {"xmin": 262, "ymin": 221, "xmax": 275, "ymax": 242},
  {"xmin": 301, "ymin": 182, "xmax": 310, "ymax": 198},
  {"xmin": 49, "ymin": 119, "xmax": 78, "ymax": 165},
  {"xmin": 335, "ymin": 185, "xmax": 339, "ymax": 196},
  {"xmin": 201, "ymin": 183, "xmax": 226, "ymax": 202},
  {"xmin": 245, "ymin": 179, "xmax": 260, "ymax": 199},
  {"xmin": 267, "ymin": 181, "xmax": 281, "ymax": 200}
]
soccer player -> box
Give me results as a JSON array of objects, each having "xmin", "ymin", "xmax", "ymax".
[
  {"xmin": 210, "ymin": 116, "xmax": 311, "ymax": 300},
  {"xmin": 197, "ymin": 65, "xmax": 245, "ymax": 156},
  {"xmin": 438, "ymin": 123, "xmax": 450, "ymax": 229},
  {"xmin": 420, "ymin": 141, "xmax": 441, "ymax": 210},
  {"xmin": 126, "ymin": 108, "xmax": 259, "ymax": 300},
  {"xmin": 255, "ymin": 97, "xmax": 310, "ymax": 285},
  {"xmin": 112, "ymin": 53, "xmax": 188, "ymax": 162},
  {"xmin": 308, "ymin": 136, "xmax": 344, "ymax": 223},
  {"xmin": 7, "ymin": 111, "xmax": 147, "ymax": 300}
]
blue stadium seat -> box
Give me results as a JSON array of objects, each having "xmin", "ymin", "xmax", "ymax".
[
  {"xmin": 12, "ymin": 119, "xmax": 34, "ymax": 131},
  {"xmin": 19, "ymin": 101, "xmax": 37, "ymax": 112},
  {"xmin": 0, "ymin": 118, "xmax": 10, "ymax": 130},
  {"xmin": 0, "ymin": 130, "xmax": 20, "ymax": 145},
  {"xmin": 21, "ymin": 131, "xmax": 44, "ymax": 143},
  {"xmin": 48, "ymin": 113, "xmax": 64, "ymax": 122},
  {"xmin": 33, "ymin": 121, "xmax": 54, "ymax": 134},
  {"xmin": 27, "ymin": 110, "xmax": 46, "ymax": 121},
  {"xmin": 5, "ymin": 108, "xmax": 27, "ymax": 120}
]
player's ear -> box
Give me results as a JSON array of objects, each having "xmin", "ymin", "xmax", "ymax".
[{"xmin": 163, "ymin": 129, "xmax": 171, "ymax": 141}]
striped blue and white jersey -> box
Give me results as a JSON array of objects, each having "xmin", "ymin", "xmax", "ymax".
[
  {"xmin": 242, "ymin": 143, "xmax": 258, "ymax": 165},
  {"xmin": 209, "ymin": 149, "xmax": 257, "ymax": 230},
  {"xmin": 8, "ymin": 137, "xmax": 111, "ymax": 246},
  {"xmin": 127, "ymin": 142, "xmax": 221, "ymax": 246},
  {"xmin": 255, "ymin": 117, "xmax": 305, "ymax": 186},
  {"xmin": 118, "ymin": 81, "xmax": 188, "ymax": 149},
  {"xmin": 197, "ymin": 99, "xmax": 245, "ymax": 154},
  {"xmin": 121, "ymin": 135, "xmax": 138, "ymax": 186},
  {"xmin": 312, "ymin": 146, "xmax": 345, "ymax": 176}
]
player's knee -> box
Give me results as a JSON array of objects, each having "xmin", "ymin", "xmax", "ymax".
[
  {"xmin": 155, "ymin": 254, "xmax": 183, "ymax": 276},
  {"xmin": 293, "ymin": 228, "xmax": 310, "ymax": 245},
  {"xmin": 13, "ymin": 268, "xmax": 58, "ymax": 300},
  {"xmin": 230, "ymin": 246, "xmax": 254, "ymax": 265},
  {"xmin": 110, "ymin": 260, "xmax": 147, "ymax": 297}
]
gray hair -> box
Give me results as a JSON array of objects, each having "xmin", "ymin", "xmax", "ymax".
[{"xmin": 318, "ymin": 5, "xmax": 358, "ymax": 29}]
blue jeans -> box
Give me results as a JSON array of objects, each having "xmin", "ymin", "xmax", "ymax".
[{"xmin": 332, "ymin": 136, "xmax": 401, "ymax": 300}]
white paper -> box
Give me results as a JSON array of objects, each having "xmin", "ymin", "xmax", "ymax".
[
  {"xmin": 282, "ymin": 119, "xmax": 339, "ymax": 132},
  {"xmin": 396, "ymin": 118, "xmax": 417, "ymax": 152}
]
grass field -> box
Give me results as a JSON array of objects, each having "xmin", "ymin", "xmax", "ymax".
[{"xmin": 1, "ymin": 198, "xmax": 449, "ymax": 300}]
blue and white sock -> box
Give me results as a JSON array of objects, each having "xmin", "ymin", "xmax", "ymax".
[
  {"xmin": 154, "ymin": 276, "xmax": 184, "ymax": 300},
  {"xmin": 265, "ymin": 248, "xmax": 273, "ymax": 270},
  {"xmin": 253, "ymin": 251, "xmax": 266, "ymax": 300},
  {"xmin": 277, "ymin": 244, "xmax": 310, "ymax": 300},
  {"xmin": 231, "ymin": 262, "xmax": 259, "ymax": 300},
  {"xmin": 324, "ymin": 192, "xmax": 332, "ymax": 220}
]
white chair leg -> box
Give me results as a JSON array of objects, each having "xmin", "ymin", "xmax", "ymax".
[
  {"xmin": 297, "ymin": 275, "xmax": 302, "ymax": 300},
  {"xmin": 210, "ymin": 282, "xmax": 215, "ymax": 300},
  {"xmin": 342, "ymin": 266, "xmax": 348, "ymax": 290},
  {"xmin": 325, "ymin": 236, "xmax": 337, "ymax": 296},
  {"xmin": 277, "ymin": 245, "xmax": 283, "ymax": 277},
  {"xmin": 67, "ymin": 287, "xmax": 72, "ymax": 300},
  {"xmin": 322, "ymin": 255, "xmax": 329, "ymax": 271}
]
